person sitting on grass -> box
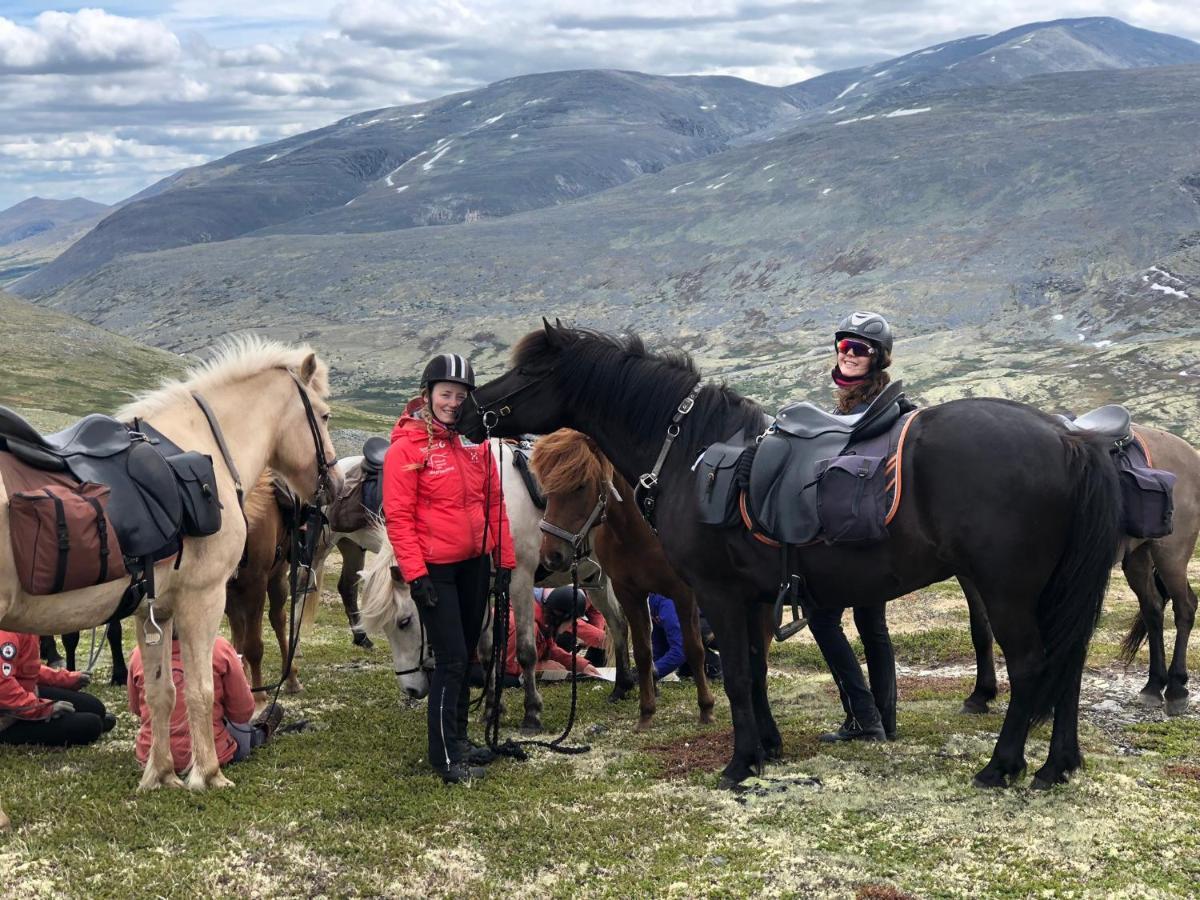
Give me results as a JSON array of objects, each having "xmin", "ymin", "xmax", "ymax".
[
  {"xmin": 128, "ymin": 627, "xmax": 282, "ymax": 775},
  {"xmin": 536, "ymin": 586, "xmax": 608, "ymax": 667},
  {"xmin": 504, "ymin": 586, "xmax": 602, "ymax": 683},
  {"xmin": 0, "ymin": 628, "xmax": 115, "ymax": 747},
  {"xmin": 648, "ymin": 593, "xmax": 687, "ymax": 681}
]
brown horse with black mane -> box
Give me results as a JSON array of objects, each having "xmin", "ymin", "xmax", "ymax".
[{"xmin": 531, "ymin": 429, "xmax": 716, "ymax": 730}]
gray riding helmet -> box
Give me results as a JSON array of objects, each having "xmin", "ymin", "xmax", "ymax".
[{"xmin": 835, "ymin": 311, "xmax": 893, "ymax": 354}]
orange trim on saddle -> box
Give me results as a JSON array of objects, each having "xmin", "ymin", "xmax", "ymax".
[
  {"xmin": 739, "ymin": 490, "xmax": 782, "ymax": 547},
  {"xmin": 1132, "ymin": 429, "xmax": 1153, "ymax": 468},
  {"xmin": 884, "ymin": 408, "xmax": 922, "ymax": 525}
]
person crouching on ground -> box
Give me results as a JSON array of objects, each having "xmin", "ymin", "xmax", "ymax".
[
  {"xmin": 0, "ymin": 628, "xmax": 115, "ymax": 747},
  {"xmin": 127, "ymin": 626, "xmax": 282, "ymax": 774},
  {"xmin": 504, "ymin": 586, "xmax": 603, "ymax": 682},
  {"xmin": 383, "ymin": 354, "xmax": 517, "ymax": 784}
]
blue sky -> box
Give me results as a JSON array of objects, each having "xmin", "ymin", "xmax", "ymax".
[{"xmin": 2, "ymin": 1, "xmax": 1199, "ymax": 211}]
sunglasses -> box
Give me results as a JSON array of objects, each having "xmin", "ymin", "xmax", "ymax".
[{"xmin": 836, "ymin": 338, "xmax": 876, "ymax": 357}]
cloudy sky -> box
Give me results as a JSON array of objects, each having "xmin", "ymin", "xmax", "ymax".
[{"xmin": 2, "ymin": 1, "xmax": 1199, "ymax": 211}]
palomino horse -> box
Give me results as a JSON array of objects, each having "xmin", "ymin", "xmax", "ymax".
[
  {"xmin": 458, "ymin": 323, "xmax": 1124, "ymax": 788},
  {"xmin": 225, "ymin": 472, "xmax": 301, "ymax": 698},
  {"xmin": 531, "ymin": 429, "xmax": 715, "ymax": 730},
  {"xmin": 0, "ymin": 337, "xmax": 339, "ymax": 830},
  {"xmin": 961, "ymin": 424, "xmax": 1200, "ymax": 717}
]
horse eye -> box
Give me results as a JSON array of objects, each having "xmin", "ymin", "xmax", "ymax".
[
  {"xmin": 322, "ymin": 412, "xmax": 332, "ymax": 423},
  {"xmin": 397, "ymin": 615, "xmax": 412, "ymax": 629}
]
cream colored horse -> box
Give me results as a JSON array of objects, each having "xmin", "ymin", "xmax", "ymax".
[{"xmin": 0, "ymin": 337, "xmax": 340, "ymax": 830}]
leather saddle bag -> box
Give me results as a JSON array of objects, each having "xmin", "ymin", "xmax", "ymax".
[{"xmin": 10, "ymin": 483, "xmax": 128, "ymax": 595}]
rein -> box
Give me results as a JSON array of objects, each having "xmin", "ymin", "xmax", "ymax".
[{"xmin": 634, "ymin": 380, "xmax": 703, "ymax": 529}]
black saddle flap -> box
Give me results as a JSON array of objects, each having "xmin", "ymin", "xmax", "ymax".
[
  {"xmin": 362, "ymin": 436, "xmax": 388, "ymax": 471},
  {"xmin": 696, "ymin": 442, "xmax": 749, "ymax": 527},
  {"xmin": 167, "ymin": 452, "xmax": 222, "ymax": 537},
  {"xmin": 109, "ymin": 441, "xmax": 183, "ymax": 558}
]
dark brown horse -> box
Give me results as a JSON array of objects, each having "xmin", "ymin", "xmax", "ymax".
[
  {"xmin": 962, "ymin": 424, "xmax": 1199, "ymax": 716},
  {"xmin": 531, "ymin": 429, "xmax": 716, "ymax": 730},
  {"xmin": 458, "ymin": 324, "xmax": 1123, "ymax": 789},
  {"xmin": 225, "ymin": 473, "xmax": 300, "ymax": 696}
]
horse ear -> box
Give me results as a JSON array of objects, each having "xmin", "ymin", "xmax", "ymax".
[
  {"xmin": 543, "ymin": 318, "xmax": 563, "ymax": 348},
  {"xmin": 390, "ymin": 565, "xmax": 404, "ymax": 583},
  {"xmin": 299, "ymin": 352, "xmax": 318, "ymax": 385}
]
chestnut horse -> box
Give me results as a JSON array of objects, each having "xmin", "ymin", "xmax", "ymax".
[
  {"xmin": 0, "ymin": 337, "xmax": 339, "ymax": 829},
  {"xmin": 458, "ymin": 324, "xmax": 1123, "ymax": 788},
  {"xmin": 531, "ymin": 429, "xmax": 715, "ymax": 729}
]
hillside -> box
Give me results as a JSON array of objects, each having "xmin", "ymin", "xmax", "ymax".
[{"xmin": 0, "ymin": 197, "xmax": 111, "ymax": 284}]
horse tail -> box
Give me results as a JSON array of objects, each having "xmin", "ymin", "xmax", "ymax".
[
  {"xmin": 1118, "ymin": 569, "xmax": 1170, "ymax": 663},
  {"xmin": 1030, "ymin": 432, "xmax": 1123, "ymax": 724}
]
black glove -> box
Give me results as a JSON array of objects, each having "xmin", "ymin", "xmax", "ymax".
[
  {"xmin": 554, "ymin": 631, "xmax": 576, "ymax": 652},
  {"xmin": 410, "ymin": 576, "xmax": 438, "ymax": 609},
  {"xmin": 493, "ymin": 567, "xmax": 512, "ymax": 597}
]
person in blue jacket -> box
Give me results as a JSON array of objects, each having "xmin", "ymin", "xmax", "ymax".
[{"xmin": 648, "ymin": 593, "xmax": 687, "ymax": 680}]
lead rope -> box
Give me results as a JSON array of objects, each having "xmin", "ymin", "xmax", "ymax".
[{"xmin": 481, "ymin": 425, "xmax": 589, "ymax": 757}]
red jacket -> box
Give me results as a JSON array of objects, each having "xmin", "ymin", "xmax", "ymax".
[
  {"xmin": 0, "ymin": 630, "xmax": 84, "ymax": 725},
  {"xmin": 504, "ymin": 603, "xmax": 586, "ymax": 677},
  {"xmin": 127, "ymin": 636, "xmax": 256, "ymax": 773},
  {"xmin": 532, "ymin": 587, "xmax": 607, "ymax": 650},
  {"xmin": 383, "ymin": 413, "xmax": 517, "ymax": 582}
]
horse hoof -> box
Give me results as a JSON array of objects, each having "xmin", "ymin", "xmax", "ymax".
[
  {"xmin": 1136, "ymin": 691, "xmax": 1164, "ymax": 709},
  {"xmin": 187, "ymin": 770, "xmax": 234, "ymax": 792},
  {"xmin": 717, "ymin": 774, "xmax": 743, "ymax": 791},
  {"xmin": 519, "ymin": 721, "xmax": 543, "ymax": 736},
  {"xmin": 111, "ymin": 673, "xmax": 128, "ymax": 687},
  {"xmin": 284, "ymin": 680, "xmax": 303, "ymax": 695},
  {"xmin": 353, "ymin": 634, "xmax": 374, "ymax": 651},
  {"xmin": 1165, "ymin": 698, "xmax": 1189, "ymax": 717},
  {"xmin": 971, "ymin": 769, "xmax": 1009, "ymax": 789},
  {"xmin": 699, "ymin": 710, "xmax": 716, "ymax": 725},
  {"xmin": 635, "ymin": 717, "xmax": 654, "ymax": 732},
  {"xmin": 138, "ymin": 770, "xmax": 184, "ymax": 792},
  {"xmin": 607, "ymin": 689, "xmax": 628, "ymax": 704},
  {"xmin": 959, "ymin": 701, "xmax": 989, "ymax": 716}
]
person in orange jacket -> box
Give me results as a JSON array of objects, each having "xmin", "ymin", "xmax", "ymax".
[
  {"xmin": 0, "ymin": 629, "xmax": 114, "ymax": 746},
  {"xmin": 382, "ymin": 354, "xmax": 517, "ymax": 784},
  {"xmin": 128, "ymin": 631, "xmax": 281, "ymax": 774}
]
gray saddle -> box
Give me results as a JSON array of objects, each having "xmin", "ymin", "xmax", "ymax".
[
  {"xmin": 1057, "ymin": 404, "xmax": 1131, "ymax": 443},
  {"xmin": 747, "ymin": 381, "xmax": 907, "ymax": 545},
  {"xmin": 0, "ymin": 405, "xmax": 186, "ymax": 560},
  {"xmin": 362, "ymin": 436, "xmax": 389, "ymax": 470}
]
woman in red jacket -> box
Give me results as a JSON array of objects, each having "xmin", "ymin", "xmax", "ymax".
[
  {"xmin": 383, "ymin": 353, "xmax": 517, "ymax": 784},
  {"xmin": 0, "ymin": 629, "xmax": 114, "ymax": 746}
]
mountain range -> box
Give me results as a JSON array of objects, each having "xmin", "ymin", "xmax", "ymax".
[
  {"xmin": 10, "ymin": 17, "xmax": 1200, "ymax": 435},
  {"xmin": 0, "ymin": 197, "xmax": 110, "ymax": 285}
]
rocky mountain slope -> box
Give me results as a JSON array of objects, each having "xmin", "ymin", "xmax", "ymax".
[{"xmin": 0, "ymin": 197, "xmax": 110, "ymax": 284}]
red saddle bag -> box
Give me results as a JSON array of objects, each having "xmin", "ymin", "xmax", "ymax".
[{"xmin": 9, "ymin": 482, "xmax": 127, "ymax": 595}]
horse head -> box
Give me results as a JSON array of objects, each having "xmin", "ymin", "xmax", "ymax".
[
  {"xmin": 530, "ymin": 429, "xmax": 612, "ymax": 572},
  {"xmin": 269, "ymin": 351, "xmax": 343, "ymax": 505},
  {"xmin": 358, "ymin": 526, "xmax": 430, "ymax": 701}
]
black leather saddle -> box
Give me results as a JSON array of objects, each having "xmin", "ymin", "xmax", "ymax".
[
  {"xmin": 1057, "ymin": 404, "xmax": 1131, "ymax": 443},
  {"xmin": 362, "ymin": 436, "xmax": 389, "ymax": 470},
  {"xmin": 747, "ymin": 381, "xmax": 907, "ymax": 545},
  {"xmin": 0, "ymin": 405, "xmax": 185, "ymax": 559}
]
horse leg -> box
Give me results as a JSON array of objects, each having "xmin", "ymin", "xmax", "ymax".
[
  {"xmin": 747, "ymin": 601, "xmax": 781, "ymax": 760},
  {"xmin": 108, "ymin": 619, "xmax": 128, "ymax": 686},
  {"xmin": 40, "ymin": 634, "xmax": 63, "ymax": 667},
  {"xmin": 616, "ymin": 584, "xmax": 656, "ymax": 730},
  {"xmin": 1033, "ymin": 665, "xmax": 1084, "ymax": 788},
  {"xmin": 268, "ymin": 563, "xmax": 301, "ymax": 694},
  {"xmin": 512, "ymin": 567, "xmax": 543, "ymax": 733},
  {"xmin": 1124, "ymin": 546, "xmax": 1167, "ymax": 707},
  {"xmin": 242, "ymin": 577, "xmax": 269, "ymax": 700},
  {"xmin": 338, "ymin": 539, "xmax": 373, "ymax": 650},
  {"xmin": 179, "ymin": 593, "xmax": 234, "ymax": 791},
  {"xmin": 678, "ymin": 593, "xmax": 717, "ymax": 725},
  {"xmin": 701, "ymin": 586, "xmax": 764, "ymax": 787},
  {"xmin": 63, "ymin": 630, "xmax": 80, "ymax": 671},
  {"xmin": 1152, "ymin": 544, "xmax": 1197, "ymax": 716},
  {"xmin": 136, "ymin": 615, "xmax": 184, "ymax": 791},
  {"xmin": 960, "ymin": 576, "xmax": 998, "ymax": 714},
  {"xmin": 596, "ymin": 581, "xmax": 635, "ymax": 702}
]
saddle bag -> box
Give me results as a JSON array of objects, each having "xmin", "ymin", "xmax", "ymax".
[
  {"xmin": 815, "ymin": 454, "xmax": 889, "ymax": 543},
  {"xmin": 9, "ymin": 483, "xmax": 128, "ymax": 595},
  {"xmin": 166, "ymin": 452, "xmax": 222, "ymax": 537},
  {"xmin": 696, "ymin": 443, "xmax": 749, "ymax": 528},
  {"xmin": 1119, "ymin": 465, "xmax": 1176, "ymax": 539}
]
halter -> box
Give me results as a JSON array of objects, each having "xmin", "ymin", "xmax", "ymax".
[{"xmin": 539, "ymin": 481, "xmax": 621, "ymax": 559}]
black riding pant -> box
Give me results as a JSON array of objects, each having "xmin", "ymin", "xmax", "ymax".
[
  {"xmin": 0, "ymin": 687, "xmax": 108, "ymax": 747},
  {"xmin": 806, "ymin": 603, "xmax": 896, "ymax": 733},
  {"xmin": 417, "ymin": 555, "xmax": 491, "ymax": 771}
]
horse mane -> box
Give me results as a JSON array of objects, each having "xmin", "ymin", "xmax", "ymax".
[
  {"xmin": 513, "ymin": 325, "xmax": 765, "ymax": 443},
  {"xmin": 529, "ymin": 429, "xmax": 613, "ymax": 494},
  {"xmin": 358, "ymin": 522, "xmax": 415, "ymax": 636},
  {"xmin": 116, "ymin": 334, "xmax": 330, "ymax": 421}
]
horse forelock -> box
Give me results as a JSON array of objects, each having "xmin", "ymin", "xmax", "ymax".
[
  {"xmin": 116, "ymin": 334, "xmax": 329, "ymax": 421},
  {"xmin": 530, "ymin": 428, "xmax": 613, "ymax": 494}
]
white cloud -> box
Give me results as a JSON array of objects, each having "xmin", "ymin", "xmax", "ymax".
[{"xmin": 0, "ymin": 8, "xmax": 180, "ymax": 75}]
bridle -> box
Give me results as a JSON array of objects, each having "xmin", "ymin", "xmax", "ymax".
[
  {"xmin": 393, "ymin": 613, "xmax": 434, "ymax": 679},
  {"xmin": 539, "ymin": 480, "xmax": 621, "ymax": 560},
  {"xmin": 466, "ymin": 367, "xmax": 554, "ymax": 434}
]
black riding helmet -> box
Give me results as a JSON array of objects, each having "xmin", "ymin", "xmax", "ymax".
[
  {"xmin": 420, "ymin": 353, "xmax": 476, "ymax": 391},
  {"xmin": 835, "ymin": 311, "xmax": 893, "ymax": 354},
  {"xmin": 543, "ymin": 586, "xmax": 587, "ymax": 623}
]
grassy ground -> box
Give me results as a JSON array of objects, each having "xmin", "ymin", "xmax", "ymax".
[{"xmin": 1, "ymin": 550, "xmax": 1197, "ymax": 898}]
